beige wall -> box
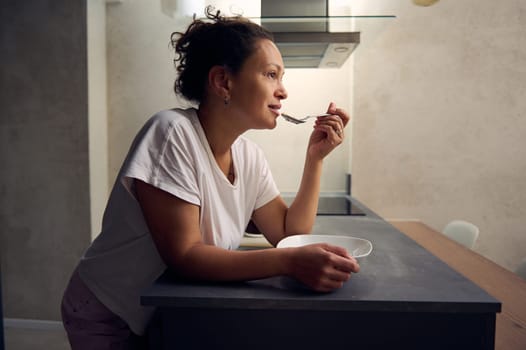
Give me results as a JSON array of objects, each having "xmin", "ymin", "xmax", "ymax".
[
  {"xmin": 88, "ymin": 0, "xmax": 109, "ymax": 239},
  {"xmin": 244, "ymin": 62, "xmax": 352, "ymax": 192},
  {"xmin": 352, "ymin": 0, "xmax": 526, "ymax": 271},
  {"xmin": 103, "ymin": 0, "xmax": 525, "ymax": 271},
  {"xmin": 106, "ymin": 0, "xmax": 188, "ymax": 185},
  {"xmin": 106, "ymin": 0, "xmax": 351, "ymax": 193}
]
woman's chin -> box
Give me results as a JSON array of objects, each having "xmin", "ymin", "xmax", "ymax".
[
  {"xmin": 252, "ymin": 119, "xmax": 277, "ymax": 130},
  {"xmin": 267, "ymin": 116, "xmax": 279, "ymax": 129}
]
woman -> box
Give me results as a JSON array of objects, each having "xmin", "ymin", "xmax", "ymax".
[{"xmin": 61, "ymin": 7, "xmax": 359, "ymax": 349}]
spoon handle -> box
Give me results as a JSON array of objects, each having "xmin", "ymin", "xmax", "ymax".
[
  {"xmin": 308, "ymin": 113, "xmax": 331, "ymax": 118},
  {"xmin": 281, "ymin": 113, "xmax": 333, "ymax": 124}
]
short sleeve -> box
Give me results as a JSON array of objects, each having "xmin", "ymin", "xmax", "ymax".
[{"xmin": 120, "ymin": 111, "xmax": 201, "ymax": 206}]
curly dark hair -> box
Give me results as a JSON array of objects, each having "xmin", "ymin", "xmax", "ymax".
[{"xmin": 170, "ymin": 6, "xmax": 274, "ymax": 103}]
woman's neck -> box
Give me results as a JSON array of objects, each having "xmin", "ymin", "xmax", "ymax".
[
  {"xmin": 197, "ymin": 104, "xmax": 241, "ymax": 183},
  {"xmin": 197, "ymin": 104, "xmax": 240, "ymax": 157}
]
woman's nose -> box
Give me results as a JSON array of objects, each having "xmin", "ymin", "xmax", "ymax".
[{"xmin": 276, "ymin": 83, "xmax": 288, "ymax": 100}]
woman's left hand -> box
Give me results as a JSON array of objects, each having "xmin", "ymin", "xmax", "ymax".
[{"xmin": 307, "ymin": 102, "xmax": 350, "ymax": 160}]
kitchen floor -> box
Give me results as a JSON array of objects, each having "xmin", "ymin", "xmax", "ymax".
[{"xmin": 4, "ymin": 326, "xmax": 70, "ymax": 350}]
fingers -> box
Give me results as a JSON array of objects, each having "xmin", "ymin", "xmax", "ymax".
[
  {"xmin": 308, "ymin": 103, "xmax": 349, "ymax": 156},
  {"xmin": 316, "ymin": 104, "xmax": 347, "ymax": 141},
  {"xmin": 317, "ymin": 245, "xmax": 360, "ymax": 291},
  {"xmin": 289, "ymin": 243, "xmax": 361, "ymax": 292},
  {"xmin": 314, "ymin": 276, "xmax": 346, "ymax": 292},
  {"xmin": 311, "ymin": 264, "xmax": 354, "ymax": 292},
  {"xmin": 324, "ymin": 244, "xmax": 360, "ymax": 272},
  {"xmin": 315, "ymin": 115, "xmax": 344, "ymax": 129},
  {"xmin": 305, "ymin": 265, "xmax": 350, "ymax": 292},
  {"xmin": 324, "ymin": 243, "xmax": 351, "ymax": 258},
  {"xmin": 326, "ymin": 102, "xmax": 350, "ymax": 127},
  {"xmin": 324, "ymin": 245, "xmax": 360, "ymax": 274},
  {"xmin": 314, "ymin": 117, "xmax": 344, "ymax": 144}
]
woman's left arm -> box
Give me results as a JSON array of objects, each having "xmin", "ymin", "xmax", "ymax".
[{"xmin": 253, "ymin": 102, "xmax": 349, "ymax": 246}]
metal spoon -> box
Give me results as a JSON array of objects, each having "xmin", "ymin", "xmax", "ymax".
[{"xmin": 281, "ymin": 113, "xmax": 331, "ymax": 124}]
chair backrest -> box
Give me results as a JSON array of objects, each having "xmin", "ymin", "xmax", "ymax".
[
  {"xmin": 442, "ymin": 220, "xmax": 479, "ymax": 249},
  {"xmin": 516, "ymin": 258, "xmax": 526, "ymax": 280}
]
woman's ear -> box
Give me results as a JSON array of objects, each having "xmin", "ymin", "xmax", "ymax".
[{"xmin": 208, "ymin": 65, "xmax": 232, "ymax": 102}]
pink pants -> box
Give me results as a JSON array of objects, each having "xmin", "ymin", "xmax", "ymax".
[{"xmin": 61, "ymin": 268, "xmax": 147, "ymax": 350}]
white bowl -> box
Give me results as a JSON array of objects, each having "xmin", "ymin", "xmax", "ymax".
[{"xmin": 277, "ymin": 234, "xmax": 373, "ymax": 258}]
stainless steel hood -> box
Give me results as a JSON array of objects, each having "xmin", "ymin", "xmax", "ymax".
[{"xmin": 260, "ymin": 0, "xmax": 359, "ymax": 68}]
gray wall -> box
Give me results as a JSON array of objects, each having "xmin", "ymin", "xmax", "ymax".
[{"xmin": 0, "ymin": 0, "xmax": 91, "ymax": 320}]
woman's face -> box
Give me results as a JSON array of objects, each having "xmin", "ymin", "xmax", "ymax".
[{"xmin": 228, "ymin": 39, "xmax": 288, "ymax": 130}]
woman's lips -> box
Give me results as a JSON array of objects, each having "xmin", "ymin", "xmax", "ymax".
[{"xmin": 268, "ymin": 104, "xmax": 281, "ymax": 116}]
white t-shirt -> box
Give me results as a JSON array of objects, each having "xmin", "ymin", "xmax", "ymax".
[{"xmin": 78, "ymin": 108, "xmax": 279, "ymax": 335}]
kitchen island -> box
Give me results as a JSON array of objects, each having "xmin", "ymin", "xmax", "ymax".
[{"xmin": 141, "ymin": 200, "xmax": 501, "ymax": 349}]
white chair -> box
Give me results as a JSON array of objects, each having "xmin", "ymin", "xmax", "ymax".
[
  {"xmin": 442, "ymin": 220, "xmax": 479, "ymax": 249},
  {"xmin": 515, "ymin": 258, "xmax": 526, "ymax": 280}
]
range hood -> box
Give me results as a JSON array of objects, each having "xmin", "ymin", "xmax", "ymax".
[{"xmin": 260, "ymin": 0, "xmax": 359, "ymax": 68}]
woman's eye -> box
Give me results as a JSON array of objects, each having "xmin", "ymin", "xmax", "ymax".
[{"xmin": 266, "ymin": 72, "xmax": 277, "ymax": 79}]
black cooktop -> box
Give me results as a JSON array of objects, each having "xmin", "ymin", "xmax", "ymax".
[
  {"xmin": 282, "ymin": 196, "xmax": 365, "ymax": 216},
  {"xmin": 317, "ymin": 196, "xmax": 365, "ymax": 216}
]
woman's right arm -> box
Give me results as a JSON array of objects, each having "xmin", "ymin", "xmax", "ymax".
[{"xmin": 135, "ymin": 180, "xmax": 358, "ymax": 292}]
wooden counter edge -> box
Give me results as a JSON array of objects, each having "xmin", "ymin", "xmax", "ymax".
[{"xmin": 389, "ymin": 220, "xmax": 526, "ymax": 350}]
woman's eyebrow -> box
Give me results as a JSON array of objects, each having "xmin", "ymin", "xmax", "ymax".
[
  {"xmin": 267, "ymin": 63, "xmax": 285, "ymax": 77},
  {"xmin": 267, "ymin": 63, "xmax": 283, "ymax": 71}
]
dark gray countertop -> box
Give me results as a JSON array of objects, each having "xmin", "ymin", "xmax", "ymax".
[{"xmin": 141, "ymin": 199, "xmax": 501, "ymax": 314}]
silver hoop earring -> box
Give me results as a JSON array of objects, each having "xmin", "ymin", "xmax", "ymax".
[{"xmin": 224, "ymin": 97, "xmax": 230, "ymax": 105}]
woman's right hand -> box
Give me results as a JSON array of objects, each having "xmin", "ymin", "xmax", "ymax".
[{"xmin": 285, "ymin": 244, "xmax": 360, "ymax": 292}]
